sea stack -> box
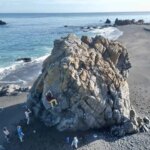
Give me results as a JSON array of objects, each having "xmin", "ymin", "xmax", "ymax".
[
  {"xmin": 0, "ymin": 20, "xmax": 6, "ymax": 25},
  {"xmin": 27, "ymin": 34, "xmax": 146, "ymax": 136}
]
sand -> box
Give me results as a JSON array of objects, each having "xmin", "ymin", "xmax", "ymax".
[{"xmin": 0, "ymin": 24, "xmax": 150, "ymax": 150}]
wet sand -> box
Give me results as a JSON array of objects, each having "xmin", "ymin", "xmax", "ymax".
[{"xmin": 0, "ymin": 24, "xmax": 150, "ymax": 149}]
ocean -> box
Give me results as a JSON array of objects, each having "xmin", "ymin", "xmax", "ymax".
[{"xmin": 0, "ymin": 12, "xmax": 150, "ymax": 84}]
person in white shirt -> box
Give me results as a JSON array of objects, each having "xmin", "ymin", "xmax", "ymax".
[
  {"xmin": 71, "ymin": 137, "xmax": 79, "ymax": 149},
  {"xmin": 25, "ymin": 109, "xmax": 32, "ymax": 125},
  {"xmin": 3, "ymin": 127, "xmax": 10, "ymax": 143}
]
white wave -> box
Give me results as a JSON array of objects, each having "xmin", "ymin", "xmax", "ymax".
[
  {"xmin": 0, "ymin": 63, "xmax": 20, "ymax": 80},
  {"xmin": 33, "ymin": 54, "xmax": 50, "ymax": 63},
  {"xmin": 90, "ymin": 27, "xmax": 123, "ymax": 40},
  {"xmin": 0, "ymin": 53, "xmax": 50, "ymax": 81}
]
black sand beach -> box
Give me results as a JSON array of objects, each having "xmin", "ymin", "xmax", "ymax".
[{"xmin": 0, "ymin": 24, "xmax": 150, "ymax": 150}]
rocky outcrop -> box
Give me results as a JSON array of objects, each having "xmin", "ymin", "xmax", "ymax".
[
  {"xmin": 27, "ymin": 34, "xmax": 147, "ymax": 136},
  {"xmin": 0, "ymin": 20, "xmax": 6, "ymax": 25},
  {"xmin": 114, "ymin": 18, "xmax": 145, "ymax": 26},
  {"xmin": 105, "ymin": 19, "xmax": 111, "ymax": 24},
  {"xmin": 16, "ymin": 58, "xmax": 31, "ymax": 62},
  {"xmin": 0, "ymin": 84, "xmax": 30, "ymax": 97}
]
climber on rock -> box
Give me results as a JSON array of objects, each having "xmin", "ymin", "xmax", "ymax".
[{"xmin": 46, "ymin": 90, "xmax": 58, "ymax": 108}]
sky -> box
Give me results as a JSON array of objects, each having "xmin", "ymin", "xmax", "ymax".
[{"xmin": 0, "ymin": 0, "xmax": 150, "ymax": 13}]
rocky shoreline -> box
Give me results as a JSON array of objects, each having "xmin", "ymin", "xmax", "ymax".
[
  {"xmin": 0, "ymin": 84, "xmax": 30, "ymax": 97},
  {"xmin": 0, "ymin": 24, "xmax": 150, "ymax": 150}
]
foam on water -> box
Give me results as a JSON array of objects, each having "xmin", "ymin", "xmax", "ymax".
[
  {"xmin": 90, "ymin": 27, "xmax": 123, "ymax": 40},
  {"xmin": 0, "ymin": 53, "xmax": 50, "ymax": 83}
]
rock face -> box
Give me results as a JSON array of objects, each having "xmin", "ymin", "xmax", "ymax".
[{"xmin": 27, "ymin": 34, "xmax": 144, "ymax": 135}]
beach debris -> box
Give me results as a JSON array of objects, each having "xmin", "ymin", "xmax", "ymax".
[
  {"xmin": 27, "ymin": 34, "xmax": 143, "ymax": 136},
  {"xmin": 93, "ymin": 134, "xmax": 98, "ymax": 138},
  {"xmin": 33, "ymin": 130, "xmax": 36, "ymax": 134},
  {"xmin": 0, "ymin": 84, "xmax": 30, "ymax": 97},
  {"xmin": 143, "ymin": 27, "xmax": 150, "ymax": 32}
]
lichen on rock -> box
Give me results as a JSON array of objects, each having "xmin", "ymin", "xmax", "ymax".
[{"xmin": 27, "ymin": 34, "xmax": 146, "ymax": 136}]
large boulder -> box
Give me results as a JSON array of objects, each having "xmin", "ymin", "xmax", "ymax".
[{"xmin": 27, "ymin": 34, "xmax": 143, "ymax": 135}]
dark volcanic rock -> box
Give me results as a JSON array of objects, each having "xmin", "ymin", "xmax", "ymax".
[
  {"xmin": 105, "ymin": 19, "xmax": 111, "ymax": 24},
  {"xmin": 16, "ymin": 58, "xmax": 32, "ymax": 62},
  {"xmin": 27, "ymin": 34, "xmax": 146, "ymax": 136},
  {"xmin": 0, "ymin": 20, "xmax": 6, "ymax": 25},
  {"xmin": 114, "ymin": 18, "xmax": 145, "ymax": 26},
  {"xmin": 114, "ymin": 18, "xmax": 135, "ymax": 26}
]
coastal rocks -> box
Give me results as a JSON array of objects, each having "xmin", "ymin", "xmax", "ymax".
[
  {"xmin": 105, "ymin": 19, "xmax": 111, "ymax": 24},
  {"xmin": 0, "ymin": 84, "xmax": 30, "ymax": 97},
  {"xmin": 16, "ymin": 58, "xmax": 32, "ymax": 63},
  {"xmin": 0, "ymin": 20, "xmax": 6, "ymax": 25},
  {"xmin": 114, "ymin": 18, "xmax": 145, "ymax": 26},
  {"xmin": 27, "ymin": 34, "xmax": 141, "ymax": 136}
]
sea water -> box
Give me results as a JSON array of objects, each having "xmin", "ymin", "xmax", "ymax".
[{"xmin": 0, "ymin": 12, "xmax": 150, "ymax": 84}]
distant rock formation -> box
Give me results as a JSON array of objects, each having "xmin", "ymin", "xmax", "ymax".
[
  {"xmin": 105, "ymin": 19, "xmax": 111, "ymax": 24},
  {"xmin": 27, "ymin": 34, "xmax": 149, "ymax": 136},
  {"xmin": 16, "ymin": 58, "xmax": 32, "ymax": 62},
  {"xmin": 114, "ymin": 18, "xmax": 145, "ymax": 26},
  {"xmin": 0, "ymin": 20, "xmax": 6, "ymax": 25}
]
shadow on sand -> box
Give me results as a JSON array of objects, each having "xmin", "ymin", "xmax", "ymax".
[{"xmin": 1, "ymin": 104, "xmax": 126, "ymax": 150}]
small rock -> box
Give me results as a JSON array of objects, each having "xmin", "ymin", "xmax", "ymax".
[
  {"xmin": 93, "ymin": 134, "xmax": 98, "ymax": 138},
  {"xmin": 16, "ymin": 57, "xmax": 31, "ymax": 62},
  {"xmin": 105, "ymin": 19, "xmax": 111, "ymax": 24},
  {"xmin": 0, "ymin": 20, "xmax": 6, "ymax": 25},
  {"xmin": 143, "ymin": 116, "xmax": 150, "ymax": 124}
]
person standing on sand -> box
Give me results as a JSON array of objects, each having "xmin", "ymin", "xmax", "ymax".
[
  {"xmin": 3, "ymin": 127, "xmax": 10, "ymax": 143},
  {"xmin": 17, "ymin": 126, "xmax": 24, "ymax": 142},
  {"xmin": 71, "ymin": 137, "xmax": 79, "ymax": 149},
  {"xmin": 25, "ymin": 108, "xmax": 32, "ymax": 125}
]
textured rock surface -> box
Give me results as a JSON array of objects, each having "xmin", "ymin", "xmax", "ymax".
[{"xmin": 27, "ymin": 34, "xmax": 144, "ymax": 135}]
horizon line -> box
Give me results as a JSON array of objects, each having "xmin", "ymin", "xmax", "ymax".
[{"xmin": 0, "ymin": 11, "xmax": 150, "ymax": 14}]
